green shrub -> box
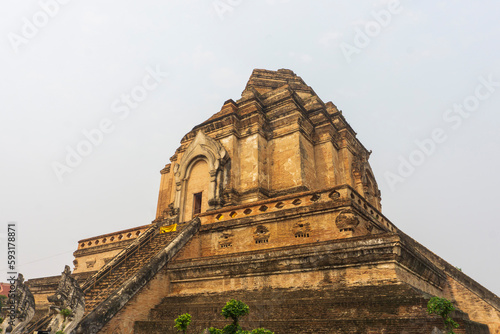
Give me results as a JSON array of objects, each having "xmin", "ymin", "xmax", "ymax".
[
  {"xmin": 250, "ymin": 329, "xmax": 274, "ymax": 334},
  {"xmin": 427, "ymin": 296, "xmax": 459, "ymax": 334},
  {"xmin": 59, "ymin": 308, "xmax": 72, "ymax": 319},
  {"xmin": 174, "ymin": 313, "xmax": 192, "ymax": 334},
  {"xmin": 221, "ymin": 299, "xmax": 249, "ymax": 327},
  {"xmin": 198, "ymin": 300, "xmax": 273, "ymax": 334}
]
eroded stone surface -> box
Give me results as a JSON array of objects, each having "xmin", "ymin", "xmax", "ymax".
[{"xmin": 27, "ymin": 69, "xmax": 500, "ymax": 334}]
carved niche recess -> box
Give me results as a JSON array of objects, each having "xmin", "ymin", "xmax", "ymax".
[
  {"xmin": 173, "ymin": 131, "xmax": 229, "ymax": 221},
  {"xmin": 335, "ymin": 209, "xmax": 361, "ymax": 235},
  {"xmin": 293, "ymin": 221, "xmax": 311, "ymax": 238},
  {"xmin": 219, "ymin": 231, "xmax": 234, "ymax": 249},
  {"xmin": 254, "ymin": 225, "xmax": 270, "ymax": 244}
]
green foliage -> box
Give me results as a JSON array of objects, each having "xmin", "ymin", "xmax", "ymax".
[
  {"xmin": 56, "ymin": 331, "xmax": 65, "ymax": 334},
  {"xmin": 59, "ymin": 308, "xmax": 72, "ymax": 319},
  {"xmin": 250, "ymin": 329, "xmax": 274, "ymax": 334},
  {"xmin": 221, "ymin": 299, "xmax": 249, "ymax": 325},
  {"xmin": 0, "ymin": 295, "xmax": 6, "ymax": 309},
  {"xmin": 427, "ymin": 296, "xmax": 459, "ymax": 334},
  {"xmin": 222, "ymin": 323, "xmax": 242, "ymax": 334},
  {"xmin": 201, "ymin": 300, "xmax": 272, "ymax": 334},
  {"xmin": 174, "ymin": 313, "xmax": 192, "ymax": 333}
]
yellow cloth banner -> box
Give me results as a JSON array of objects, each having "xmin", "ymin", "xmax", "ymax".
[{"xmin": 160, "ymin": 223, "xmax": 177, "ymax": 234}]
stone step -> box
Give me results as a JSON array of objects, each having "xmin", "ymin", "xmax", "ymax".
[{"xmin": 82, "ymin": 228, "xmax": 184, "ymax": 315}]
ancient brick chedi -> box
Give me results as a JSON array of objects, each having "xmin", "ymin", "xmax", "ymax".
[{"xmin": 28, "ymin": 69, "xmax": 500, "ymax": 333}]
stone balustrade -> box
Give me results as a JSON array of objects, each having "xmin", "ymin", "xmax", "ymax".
[
  {"xmin": 198, "ymin": 185, "xmax": 397, "ymax": 233},
  {"xmin": 77, "ymin": 225, "xmax": 150, "ymax": 250}
]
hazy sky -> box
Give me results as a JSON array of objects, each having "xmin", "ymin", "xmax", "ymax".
[{"xmin": 1, "ymin": 1, "xmax": 499, "ymax": 296}]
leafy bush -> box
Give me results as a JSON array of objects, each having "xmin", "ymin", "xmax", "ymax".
[
  {"xmin": 427, "ymin": 296, "xmax": 459, "ymax": 334},
  {"xmin": 177, "ymin": 300, "xmax": 273, "ymax": 334},
  {"xmin": 174, "ymin": 313, "xmax": 192, "ymax": 334},
  {"xmin": 250, "ymin": 329, "xmax": 274, "ymax": 334},
  {"xmin": 221, "ymin": 299, "xmax": 249, "ymax": 326},
  {"xmin": 207, "ymin": 328, "xmax": 223, "ymax": 334},
  {"xmin": 59, "ymin": 308, "xmax": 72, "ymax": 319}
]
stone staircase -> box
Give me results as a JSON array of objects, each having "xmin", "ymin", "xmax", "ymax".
[
  {"xmin": 83, "ymin": 223, "xmax": 185, "ymax": 314},
  {"xmin": 28, "ymin": 218, "xmax": 200, "ymax": 333}
]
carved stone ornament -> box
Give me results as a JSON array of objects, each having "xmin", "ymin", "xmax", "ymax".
[
  {"xmin": 47, "ymin": 265, "xmax": 85, "ymax": 334},
  {"xmin": 173, "ymin": 131, "xmax": 230, "ymax": 221},
  {"xmin": 253, "ymin": 225, "xmax": 270, "ymax": 243},
  {"xmin": 366, "ymin": 223, "xmax": 374, "ymax": 234},
  {"xmin": 164, "ymin": 202, "xmax": 179, "ymax": 217},
  {"xmin": 86, "ymin": 259, "xmax": 96, "ymax": 269},
  {"xmin": 292, "ymin": 222, "xmax": 311, "ymax": 237},
  {"xmin": 335, "ymin": 209, "xmax": 361, "ymax": 231},
  {"xmin": 219, "ymin": 231, "xmax": 234, "ymax": 248},
  {"xmin": 0, "ymin": 273, "xmax": 35, "ymax": 334}
]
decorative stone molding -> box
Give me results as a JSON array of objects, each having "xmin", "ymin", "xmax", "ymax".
[
  {"xmin": 174, "ymin": 131, "xmax": 230, "ymax": 221},
  {"xmin": 164, "ymin": 202, "xmax": 179, "ymax": 217},
  {"xmin": 86, "ymin": 259, "xmax": 96, "ymax": 269},
  {"xmin": 335, "ymin": 209, "xmax": 360, "ymax": 233},
  {"xmin": 366, "ymin": 223, "xmax": 374, "ymax": 235},
  {"xmin": 253, "ymin": 225, "xmax": 270, "ymax": 244},
  {"xmin": 293, "ymin": 222, "xmax": 311, "ymax": 238},
  {"xmin": 219, "ymin": 232, "xmax": 234, "ymax": 248},
  {"xmin": 160, "ymin": 163, "xmax": 171, "ymax": 174},
  {"xmin": 47, "ymin": 265, "xmax": 85, "ymax": 334},
  {"xmin": 352, "ymin": 153, "xmax": 381, "ymax": 209}
]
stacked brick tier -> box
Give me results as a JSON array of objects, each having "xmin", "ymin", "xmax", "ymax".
[{"xmin": 134, "ymin": 285, "xmax": 489, "ymax": 334}]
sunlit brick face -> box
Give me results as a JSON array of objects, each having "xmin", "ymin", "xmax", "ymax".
[{"xmin": 183, "ymin": 159, "xmax": 209, "ymax": 220}]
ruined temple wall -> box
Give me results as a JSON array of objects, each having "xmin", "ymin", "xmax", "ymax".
[
  {"xmin": 219, "ymin": 134, "xmax": 240, "ymax": 196},
  {"xmin": 257, "ymin": 134, "xmax": 269, "ymax": 194},
  {"xmin": 156, "ymin": 166, "xmax": 171, "ymax": 218},
  {"xmin": 73, "ymin": 248, "xmax": 123, "ymax": 274},
  {"xmin": 238, "ymin": 133, "xmax": 264, "ymax": 201},
  {"xmin": 171, "ymin": 206, "xmax": 376, "ymax": 262},
  {"xmin": 73, "ymin": 225, "xmax": 149, "ymax": 274},
  {"xmin": 313, "ymin": 140, "xmax": 336, "ymax": 189},
  {"xmin": 399, "ymin": 232, "xmax": 500, "ymax": 334},
  {"xmin": 447, "ymin": 276, "xmax": 500, "ymax": 334},
  {"xmin": 168, "ymin": 262, "xmax": 401, "ymax": 298},
  {"xmin": 268, "ymin": 132, "xmax": 303, "ymax": 192},
  {"xmin": 98, "ymin": 267, "xmax": 171, "ymax": 334},
  {"xmin": 96, "ymin": 241, "xmax": 417, "ymax": 334},
  {"xmin": 165, "ymin": 233, "xmax": 445, "ymax": 298}
]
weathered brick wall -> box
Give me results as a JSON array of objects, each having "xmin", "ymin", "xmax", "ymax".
[
  {"xmin": 134, "ymin": 285, "xmax": 489, "ymax": 334},
  {"xmin": 154, "ymin": 69, "xmax": 382, "ymax": 221},
  {"xmin": 172, "ymin": 204, "xmax": 376, "ymax": 261},
  {"xmin": 98, "ymin": 268, "xmax": 170, "ymax": 334},
  {"xmin": 447, "ymin": 276, "xmax": 500, "ymax": 334},
  {"xmin": 399, "ymin": 232, "xmax": 500, "ymax": 334}
]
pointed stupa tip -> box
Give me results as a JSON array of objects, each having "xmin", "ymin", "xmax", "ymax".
[{"xmin": 243, "ymin": 68, "xmax": 307, "ymax": 97}]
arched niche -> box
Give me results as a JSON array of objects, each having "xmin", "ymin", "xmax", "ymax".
[{"xmin": 173, "ymin": 131, "xmax": 229, "ymax": 222}]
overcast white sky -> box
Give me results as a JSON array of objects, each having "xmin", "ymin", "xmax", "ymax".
[{"xmin": 1, "ymin": 1, "xmax": 499, "ymax": 297}]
